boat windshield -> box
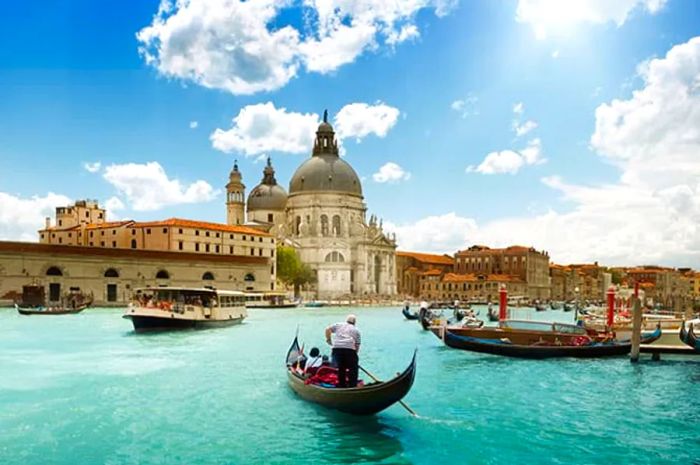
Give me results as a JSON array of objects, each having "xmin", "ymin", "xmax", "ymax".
[{"xmin": 501, "ymin": 320, "xmax": 586, "ymax": 335}]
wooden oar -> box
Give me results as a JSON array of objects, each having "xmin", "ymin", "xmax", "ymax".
[{"xmin": 358, "ymin": 365, "xmax": 417, "ymax": 417}]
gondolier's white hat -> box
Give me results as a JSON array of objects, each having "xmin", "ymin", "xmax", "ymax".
[{"xmin": 346, "ymin": 314, "xmax": 357, "ymax": 324}]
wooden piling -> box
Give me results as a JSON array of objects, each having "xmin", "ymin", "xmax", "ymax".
[{"xmin": 630, "ymin": 297, "xmax": 642, "ymax": 363}]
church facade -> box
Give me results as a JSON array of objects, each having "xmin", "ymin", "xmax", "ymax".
[{"xmin": 230, "ymin": 114, "xmax": 398, "ymax": 299}]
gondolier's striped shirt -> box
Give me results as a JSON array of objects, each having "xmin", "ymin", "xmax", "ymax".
[{"xmin": 329, "ymin": 322, "xmax": 361, "ymax": 351}]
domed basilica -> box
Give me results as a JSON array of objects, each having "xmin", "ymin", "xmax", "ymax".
[{"xmin": 224, "ymin": 112, "xmax": 397, "ymax": 298}]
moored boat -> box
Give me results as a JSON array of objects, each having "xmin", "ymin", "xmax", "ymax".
[
  {"xmin": 402, "ymin": 307, "xmax": 419, "ymax": 320},
  {"xmin": 442, "ymin": 326, "xmax": 662, "ymax": 359},
  {"xmin": 285, "ymin": 337, "xmax": 416, "ymax": 415},
  {"xmin": 680, "ymin": 321, "xmax": 700, "ymax": 352},
  {"xmin": 15, "ymin": 285, "xmax": 92, "ymax": 315},
  {"xmin": 304, "ymin": 301, "xmax": 327, "ymax": 308},
  {"xmin": 123, "ymin": 287, "xmax": 247, "ymax": 331},
  {"xmin": 245, "ymin": 291, "xmax": 299, "ymax": 309}
]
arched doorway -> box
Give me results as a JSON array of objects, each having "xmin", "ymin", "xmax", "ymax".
[
  {"xmin": 104, "ymin": 268, "xmax": 119, "ymax": 302},
  {"xmin": 156, "ymin": 270, "xmax": 170, "ymax": 280},
  {"xmin": 46, "ymin": 266, "xmax": 63, "ymax": 302}
]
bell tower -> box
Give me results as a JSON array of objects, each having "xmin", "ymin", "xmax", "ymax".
[{"xmin": 226, "ymin": 160, "xmax": 245, "ymax": 225}]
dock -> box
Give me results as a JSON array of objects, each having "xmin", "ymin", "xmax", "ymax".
[{"xmin": 639, "ymin": 344, "xmax": 699, "ymax": 361}]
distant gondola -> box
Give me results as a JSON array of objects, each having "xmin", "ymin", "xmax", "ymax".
[
  {"xmin": 402, "ymin": 307, "xmax": 419, "ymax": 320},
  {"xmin": 535, "ymin": 303, "xmax": 547, "ymax": 312},
  {"xmin": 563, "ymin": 303, "xmax": 574, "ymax": 312},
  {"xmin": 15, "ymin": 303, "xmax": 89, "ymax": 315},
  {"xmin": 487, "ymin": 307, "xmax": 499, "ymax": 322},
  {"xmin": 442, "ymin": 326, "xmax": 662, "ymax": 359},
  {"xmin": 680, "ymin": 322, "xmax": 700, "ymax": 352},
  {"xmin": 285, "ymin": 337, "xmax": 416, "ymax": 415}
]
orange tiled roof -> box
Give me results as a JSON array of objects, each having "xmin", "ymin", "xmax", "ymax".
[
  {"xmin": 420, "ymin": 269, "xmax": 443, "ymax": 276},
  {"xmin": 442, "ymin": 273, "xmax": 477, "ymax": 283},
  {"xmin": 397, "ymin": 251, "xmax": 453, "ymax": 265},
  {"xmin": 85, "ymin": 221, "xmax": 135, "ymax": 230},
  {"xmin": 132, "ymin": 218, "xmax": 271, "ymax": 236},
  {"xmin": 404, "ymin": 266, "xmax": 419, "ymax": 273}
]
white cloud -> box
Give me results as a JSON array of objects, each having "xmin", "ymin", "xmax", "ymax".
[
  {"xmin": 399, "ymin": 36, "xmax": 700, "ymax": 267},
  {"xmin": 513, "ymin": 102, "xmax": 524, "ymax": 115},
  {"xmin": 137, "ymin": 0, "xmax": 455, "ymax": 95},
  {"xmin": 514, "ymin": 119, "xmax": 538, "ymax": 137},
  {"xmin": 451, "ymin": 93, "xmax": 479, "ymax": 118},
  {"xmin": 551, "ymin": 49, "xmax": 560, "ymax": 59},
  {"xmin": 372, "ymin": 162, "xmax": 411, "ymax": 183},
  {"xmin": 103, "ymin": 161, "xmax": 217, "ymax": 211},
  {"xmin": 334, "ymin": 102, "xmax": 400, "ymax": 141},
  {"xmin": 211, "ymin": 101, "xmax": 400, "ymax": 156},
  {"xmin": 467, "ymin": 138, "xmax": 544, "ymax": 174},
  {"xmin": 189, "ymin": 121, "xmax": 198, "ymax": 129},
  {"xmin": 385, "ymin": 213, "xmax": 478, "ymax": 254},
  {"xmin": 211, "ymin": 102, "xmax": 319, "ymax": 156},
  {"xmin": 105, "ymin": 196, "xmax": 126, "ymax": 212},
  {"xmin": 516, "ymin": 0, "xmax": 667, "ymax": 39},
  {"xmin": 0, "ymin": 192, "xmax": 71, "ymax": 241},
  {"xmin": 83, "ymin": 162, "xmax": 101, "ymax": 173}
]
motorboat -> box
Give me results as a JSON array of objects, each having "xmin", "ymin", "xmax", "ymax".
[{"xmin": 123, "ymin": 287, "xmax": 247, "ymax": 331}]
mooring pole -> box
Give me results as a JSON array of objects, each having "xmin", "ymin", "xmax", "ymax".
[
  {"xmin": 499, "ymin": 285, "xmax": 507, "ymax": 322},
  {"xmin": 630, "ymin": 294, "xmax": 642, "ymax": 363}
]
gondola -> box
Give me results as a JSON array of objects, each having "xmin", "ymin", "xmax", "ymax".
[
  {"xmin": 535, "ymin": 303, "xmax": 547, "ymax": 312},
  {"xmin": 285, "ymin": 337, "xmax": 416, "ymax": 415},
  {"xmin": 442, "ymin": 326, "xmax": 662, "ymax": 359},
  {"xmin": 680, "ymin": 322, "xmax": 700, "ymax": 352},
  {"xmin": 402, "ymin": 307, "xmax": 419, "ymax": 320},
  {"xmin": 563, "ymin": 303, "xmax": 574, "ymax": 312},
  {"xmin": 15, "ymin": 303, "xmax": 89, "ymax": 315},
  {"xmin": 419, "ymin": 307, "xmax": 435, "ymax": 330},
  {"xmin": 487, "ymin": 307, "xmax": 499, "ymax": 322}
]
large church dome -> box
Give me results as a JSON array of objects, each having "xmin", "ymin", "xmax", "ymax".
[
  {"xmin": 247, "ymin": 158, "xmax": 288, "ymax": 211},
  {"xmin": 289, "ymin": 114, "xmax": 363, "ymax": 197}
]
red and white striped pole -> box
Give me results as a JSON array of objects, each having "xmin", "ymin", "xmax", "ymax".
[
  {"xmin": 606, "ymin": 285, "xmax": 616, "ymax": 328},
  {"xmin": 499, "ymin": 284, "xmax": 507, "ymax": 322}
]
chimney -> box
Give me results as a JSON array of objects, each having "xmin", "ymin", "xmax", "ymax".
[{"xmin": 45, "ymin": 217, "xmax": 51, "ymax": 229}]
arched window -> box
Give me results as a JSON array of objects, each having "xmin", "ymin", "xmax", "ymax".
[
  {"xmin": 156, "ymin": 270, "xmax": 170, "ymax": 280},
  {"xmin": 332, "ymin": 215, "xmax": 341, "ymax": 236},
  {"xmin": 202, "ymin": 271, "xmax": 215, "ymax": 281},
  {"xmin": 320, "ymin": 215, "xmax": 329, "ymax": 236},
  {"xmin": 104, "ymin": 268, "xmax": 119, "ymax": 278},
  {"xmin": 46, "ymin": 266, "xmax": 63, "ymax": 276},
  {"xmin": 324, "ymin": 251, "xmax": 345, "ymax": 263},
  {"xmin": 131, "ymin": 239, "xmax": 137, "ymax": 249},
  {"xmin": 244, "ymin": 273, "xmax": 255, "ymax": 282},
  {"xmin": 295, "ymin": 216, "xmax": 301, "ymax": 235}
]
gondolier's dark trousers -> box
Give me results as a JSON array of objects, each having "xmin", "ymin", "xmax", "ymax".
[{"xmin": 332, "ymin": 348, "xmax": 358, "ymax": 388}]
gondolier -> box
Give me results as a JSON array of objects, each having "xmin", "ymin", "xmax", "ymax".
[{"xmin": 325, "ymin": 314, "xmax": 361, "ymax": 388}]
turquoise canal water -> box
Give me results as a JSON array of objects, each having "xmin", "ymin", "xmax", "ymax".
[{"xmin": 1, "ymin": 306, "xmax": 698, "ymax": 465}]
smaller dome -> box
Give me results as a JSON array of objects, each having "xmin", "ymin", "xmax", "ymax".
[
  {"xmin": 247, "ymin": 157, "xmax": 288, "ymax": 211},
  {"xmin": 247, "ymin": 184, "xmax": 288, "ymax": 211}
]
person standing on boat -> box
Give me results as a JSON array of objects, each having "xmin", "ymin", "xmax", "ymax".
[{"xmin": 325, "ymin": 314, "xmax": 361, "ymax": 388}]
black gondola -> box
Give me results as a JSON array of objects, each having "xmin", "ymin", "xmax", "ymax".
[
  {"xmin": 442, "ymin": 327, "xmax": 662, "ymax": 359},
  {"xmin": 487, "ymin": 307, "xmax": 499, "ymax": 322},
  {"xmin": 402, "ymin": 307, "xmax": 419, "ymax": 320},
  {"xmin": 285, "ymin": 337, "xmax": 416, "ymax": 415},
  {"xmin": 680, "ymin": 322, "xmax": 700, "ymax": 352}
]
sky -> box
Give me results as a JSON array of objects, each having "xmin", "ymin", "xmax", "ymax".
[{"xmin": 1, "ymin": 0, "xmax": 699, "ymax": 267}]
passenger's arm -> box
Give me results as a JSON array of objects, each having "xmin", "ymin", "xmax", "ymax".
[{"xmin": 325, "ymin": 326, "xmax": 332, "ymax": 346}]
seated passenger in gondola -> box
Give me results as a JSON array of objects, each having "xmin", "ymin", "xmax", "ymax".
[{"xmin": 304, "ymin": 347, "xmax": 323, "ymax": 375}]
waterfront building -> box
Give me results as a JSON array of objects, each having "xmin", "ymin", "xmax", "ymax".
[
  {"xmin": 432, "ymin": 273, "xmax": 527, "ymax": 303},
  {"xmin": 396, "ymin": 251, "xmax": 454, "ymax": 297},
  {"xmin": 549, "ymin": 262, "xmax": 610, "ymax": 301},
  {"xmin": 0, "ymin": 241, "xmax": 272, "ymax": 307},
  {"xmin": 38, "ymin": 201, "xmax": 275, "ymax": 262},
  {"xmin": 625, "ymin": 266, "xmax": 691, "ymax": 307},
  {"xmin": 454, "ymin": 245, "xmax": 550, "ymax": 300}
]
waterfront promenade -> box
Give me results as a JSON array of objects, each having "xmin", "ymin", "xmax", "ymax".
[{"xmin": 1, "ymin": 306, "xmax": 698, "ymax": 465}]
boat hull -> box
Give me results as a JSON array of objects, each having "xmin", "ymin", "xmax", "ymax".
[
  {"xmin": 402, "ymin": 308, "xmax": 419, "ymax": 320},
  {"xmin": 444, "ymin": 330, "xmax": 631, "ymax": 359},
  {"xmin": 247, "ymin": 303, "xmax": 299, "ymax": 309},
  {"xmin": 123, "ymin": 314, "xmax": 244, "ymax": 332}
]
